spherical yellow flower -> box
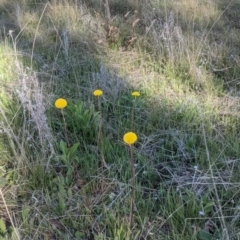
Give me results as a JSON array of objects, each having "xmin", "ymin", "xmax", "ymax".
[
  {"xmin": 123, "ymin": 132, "xmax": 138, "ymax": 145},
  {"xmin": 132, "ymin": 91, "xmax": 140, "ymax": 97},
  {"xmin": 93, "ymin": 89, "xmax": 103, "ymax": 97},
  {"xmin": 55, "ymin": 98, "xmax": 67, "ymax": 109}
]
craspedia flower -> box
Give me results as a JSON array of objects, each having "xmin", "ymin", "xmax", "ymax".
[
  {"xmin": 55, "ymin": 98, "xmax": 67, "ymax": 109},
  {"xmin": 132, "ymin": 91, "xmax": 140, "ymax": 97},
  {"xmin": 93, "ymin": 89, "xmax": 103, "ymax": 97},
  {"xmin": 123, "ymin": 132, "xmax": 138, "ymax": 145}
]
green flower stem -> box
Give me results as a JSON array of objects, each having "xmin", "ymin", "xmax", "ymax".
[
  {"xmin": 129, "ymin": 144, "xmax": 135, "ymax": 228},
  {"xmin": 97, "ymin": 97, "xmax": 106, "ymax": 193},
  {"xmin": 61, "ymin": 109, "xmax": 70, "ymax": 148},
  {"xmin": 131, "ymin": 97, "xmax": 137, "ymax": 130}
]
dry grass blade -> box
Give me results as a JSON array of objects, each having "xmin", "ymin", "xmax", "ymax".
[
  {"xmin": 0, "ymin": 189, "xmax": 20, "ymax": 240},
  {"xmin": 202, "ymin": 124, "xmax": 230, "ymax": 239},
  {"xmin": 132, "ymin": 18, "xmax": 140, "ymax": 29}
]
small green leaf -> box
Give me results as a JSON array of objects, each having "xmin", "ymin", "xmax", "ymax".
[
  {"xmin": 68, "ymin": 188, "xmax": 72, "ymax": 198},
  {"xmin": 0, "ymin": 218, "xmax": 7, "ymax": 234},
  {"xmin": 75, "ymin": 231, "xmax": 84, "ymax": 238},
  {"xmin": 69, "ymin": 142, "xmax": 79, "ymax": 156},
  {"xmin": 198, "ymin": 229, "xmax": 212, "ymax": 240},
  {"xmin": 59, "ymin": 140, "xmax": 67, "ymax": 155},
  {"xmin": 58, "ymin": 193, "xmax": 66, "ymax": 213},
  {"xmin": 0, "ymin": 177, "xmax": 6, "ymax": 187},
  {"xmin": 204, "ymin": 201, "xmax": 214, "ymax": 212},
  {"xmin": 60, "ymin": 155, "xmax": 68, "ymax": 165}
]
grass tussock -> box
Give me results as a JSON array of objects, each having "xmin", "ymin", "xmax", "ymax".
[{"xmin": 1, "ymin": 0, "xmax": 240, "ymax": 239}]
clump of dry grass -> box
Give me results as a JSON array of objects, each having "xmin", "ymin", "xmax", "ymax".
[{"xmin": 15, "ymin": 64, "xmax": 56, "ymax": 167}]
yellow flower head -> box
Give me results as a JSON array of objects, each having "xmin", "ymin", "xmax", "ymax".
[
  {"xmin": 132, "ymin": 91, "xmax": 140, "ymax": 97},
  {"xmin": 55, "ymin": 98, "xmax": 67, "ymax": 109},
  {"xmin": 123, "ymin": 132, "xmax": 138, "ymax": 145},
  {"xmin": 93, "ymin": 89, "xmax": 103, "ymax": 97}
]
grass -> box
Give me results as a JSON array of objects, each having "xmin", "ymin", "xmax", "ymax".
[{"xmin": 1, "ymin": 0, "xmax": 240, "ymax": 239}]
